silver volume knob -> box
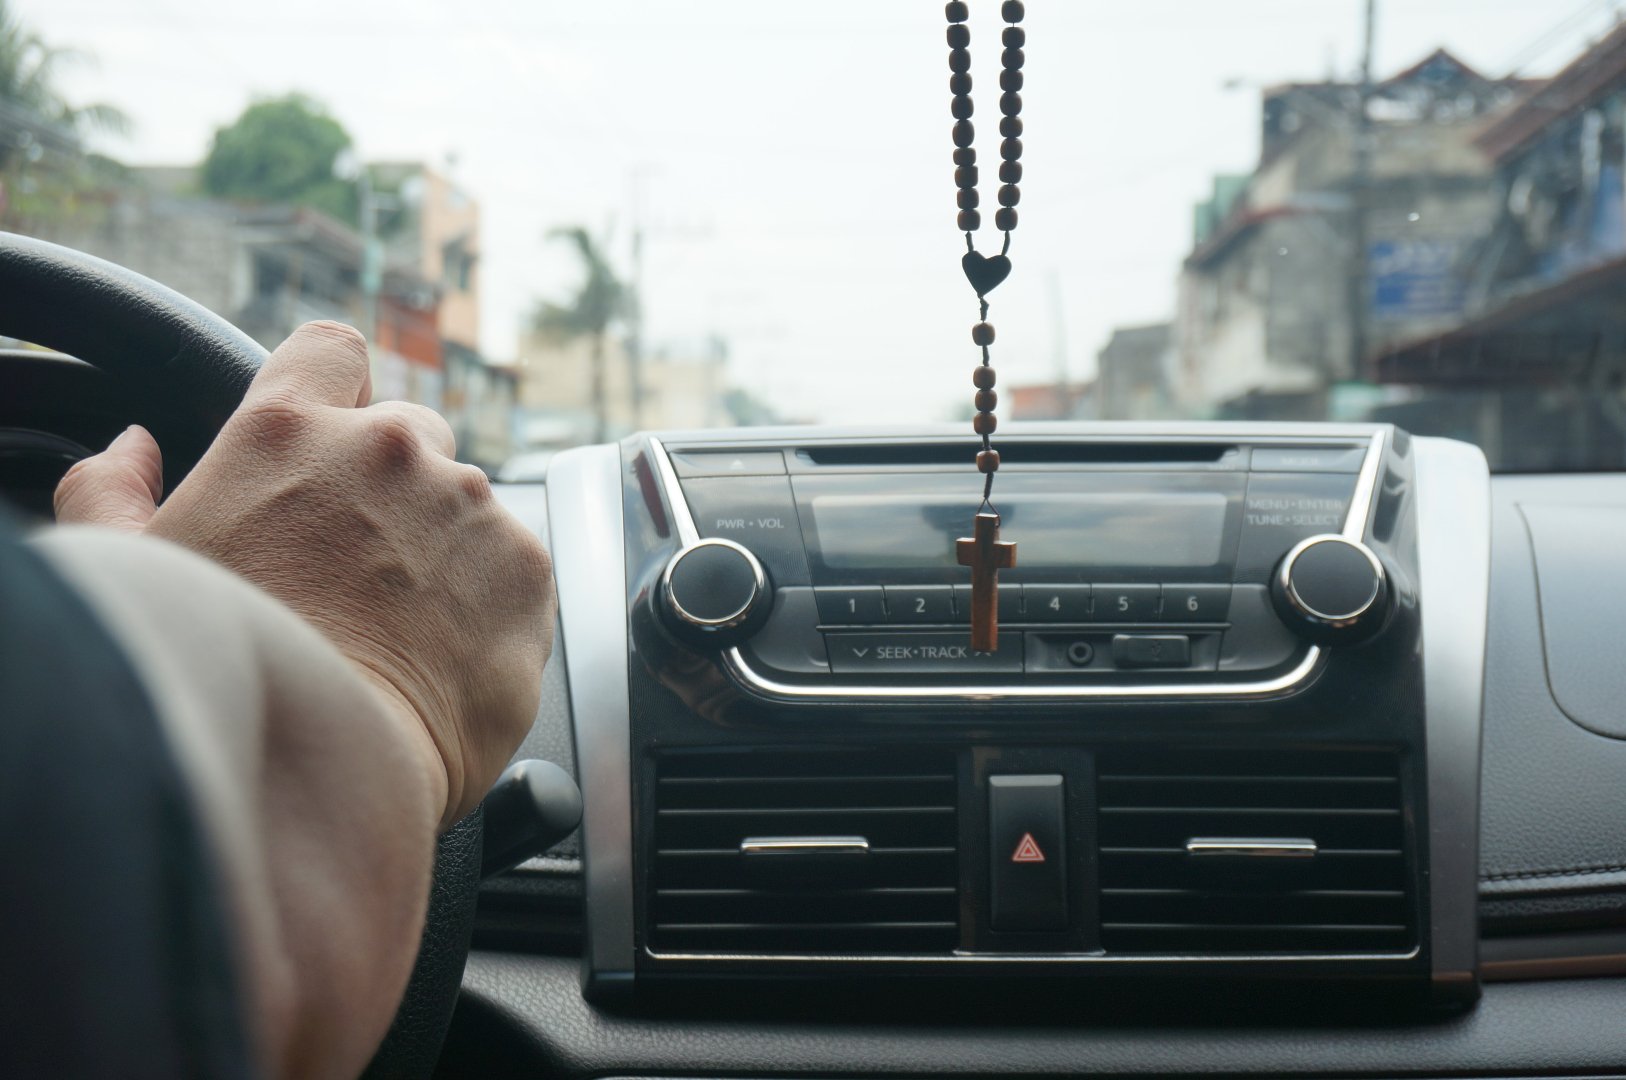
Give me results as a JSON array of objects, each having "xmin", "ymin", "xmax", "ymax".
[
  {"xmin": 660, "ymin": 538, "xmax": 771, "ymax": 648},
  {"xmin": 1271, "ymin": 534, "xmax": 1389, "ymax": 644}
]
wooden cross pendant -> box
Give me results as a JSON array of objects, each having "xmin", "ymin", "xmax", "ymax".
[{"xmin": 956, "ymin": 511, "xmax": 1017, "ymax": 653}]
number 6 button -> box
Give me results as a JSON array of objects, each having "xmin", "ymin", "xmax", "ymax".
[{"xmin": 1159, "ymin": 584, "xmax": 1232, "ymax": 622}]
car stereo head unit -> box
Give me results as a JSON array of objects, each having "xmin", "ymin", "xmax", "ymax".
[
  {"xmin": 645, "ymin": 428, "xmax": 1388, "ymax": 700},
  {"xmin": 546, "ymin": 422, "xmax": 1489, "ymax": 1009}
]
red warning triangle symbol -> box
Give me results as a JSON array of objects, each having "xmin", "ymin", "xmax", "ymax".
[{"xmin": 1011, "ymin": 832, "xmax": 1046, "ymax": 863}]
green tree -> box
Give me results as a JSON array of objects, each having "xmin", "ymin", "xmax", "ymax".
[
  {"xmin": 0, "ymin": 0, "xmax": 129, "ymax": 226},
  {"xmin": 0, "ymin": 0, "xmax": 129, "ymax": 141},
  {"xmin": 533, "ymin": 227, "xmax": 626, "ymax": 443},
  {"xmin": 201, "ymin": 93, "xmax": 356, "ymax": 223}
]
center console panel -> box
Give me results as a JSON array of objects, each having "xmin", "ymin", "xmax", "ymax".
[{"xmin": 545, "ymin": 424, "xmax": 1490, "ymax": 1009}]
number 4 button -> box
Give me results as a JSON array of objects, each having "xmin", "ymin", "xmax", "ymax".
[{"xmin": 1160, "ymin": 584, "xmax": 1232, "ymax": 622}]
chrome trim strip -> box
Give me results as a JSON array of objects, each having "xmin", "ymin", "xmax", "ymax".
[
  {"xmin": 1342, "ymin": 430, "xmax": 1387, "ymax": 540},
  {"xmin": 740, "ymin": 836, "xmax": 870, "ymax": 856},
  {"xmin": 647, "ymin": 433, "xmax": 1398, "ymax": 701},
  {"xmin": 1413, "ymin": 435, "xmax": 1490, "ymax": 1001},
  {"xmin": 547, "ymin": 444, "xmax": 636, "ymax": 993},
  {"xmin": 647, "ymin": 947, "xmax": 1421, "ymax": 964},
  {"xmin": 1185, "ymin": 837, "xmax": 1318, "ymax": 858}
]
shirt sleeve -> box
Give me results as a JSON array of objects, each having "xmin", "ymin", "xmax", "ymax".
[{"xmin": 0, "ymin": 512, "xmax": 256, "ymax": 1080}]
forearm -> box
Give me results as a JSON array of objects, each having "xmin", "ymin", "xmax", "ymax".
[{"xmin": 32, "ymin": 527, "xmax": 444, "ymax": 1080}]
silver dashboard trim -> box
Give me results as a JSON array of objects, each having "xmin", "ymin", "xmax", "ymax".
[
  {"xmin": 1185, "ymin": 837, "xmax": 1318, "ymax": 858},
  {"xmin": 647, "ymin": 947, "xmax": 1422, "ymax": 964},
  {"xmin": 1413, "ymin": 435, "xmax": 1491, "ymax": 1002},
  {"xmin": 648, "ymin": 432, "xmax": 1391, "ymax": 701},
  {"xmin": 547, "ymin": 444, "xmax": 636, "ymax": 994}
]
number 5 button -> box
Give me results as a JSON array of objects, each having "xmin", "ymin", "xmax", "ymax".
[
  {"xmin": 1159, "ymin": 584, "xmax": 1232, "ymax": 622},
  {"xmin": 1093, "ymin": 584, "xmax": 1160, "ymax": 622}
]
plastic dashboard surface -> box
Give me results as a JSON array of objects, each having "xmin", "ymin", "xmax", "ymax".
[
  {"xmin": 466, "ymin": 451, "xmax": 1626, "ymax": 1077},
  {"xmin": 488, "ymin": 464, "xmax": 1626, "ymax": 941}
]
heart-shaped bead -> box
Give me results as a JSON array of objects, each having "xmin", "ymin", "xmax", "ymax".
[{"xmin": 961, "ymin": 250, "xmax": 1012, "ymax": 296}]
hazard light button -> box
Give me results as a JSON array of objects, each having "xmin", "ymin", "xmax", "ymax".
[{"xmin": 989, "ymin": 774, "xmax": 1068, "ymax": 931}]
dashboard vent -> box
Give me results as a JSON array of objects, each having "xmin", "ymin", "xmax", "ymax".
[
  {"xmin": 649, "ymin": 750, "xmax": 960, "ymax": 955},
  {"xmin": 1096, "ymin": 749, "xmax": 1413, "ymax": 955}
]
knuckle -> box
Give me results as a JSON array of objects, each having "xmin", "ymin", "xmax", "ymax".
[
  {"xmin": 234, "ymin": 394, "xmax": 313, "ymax": 452},
  {"xmin": 295, "ymin": 319, "xmax": 369, "ymax": 360},
  {"xmin": 509, "ymin": 523, "xmax": 554, "ymax": 588},
  {"xmin": 363, "ymin": 413, "xmax": 422, "ymax": 467},
  {"xmin": 53, "ymin": 456, "xmax": 99, "ymax": 509},
  {"xmin": 455, "ymin": 464, "xmax": 493, "ymax": 502}
]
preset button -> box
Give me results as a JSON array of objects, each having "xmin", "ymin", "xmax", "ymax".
[
  {"xmin": 815, "ymin": 587, "xmax": 887, "ymax": 624},
  {"xmin": 885, "ymin": 585, "xmax": 956, "ymax": 624}
]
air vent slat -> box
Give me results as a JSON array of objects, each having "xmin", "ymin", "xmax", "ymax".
[
  {"xmin": 1096, "ymin": 749, "xmax": 1414, "ymax": 956},
  {"xmin": 649, "ymin": 751, "xmax": 960, "ymax": 955}
]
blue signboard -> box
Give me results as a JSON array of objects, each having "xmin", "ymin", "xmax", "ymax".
[{"xmin": 1369, "ymin": 238, "xmax": 1466, "ymax": 320}]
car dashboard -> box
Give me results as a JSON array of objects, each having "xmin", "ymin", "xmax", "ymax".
[{"xmin": 438, "ymin": 421, "xmax": 1626, "ymax": 1077}]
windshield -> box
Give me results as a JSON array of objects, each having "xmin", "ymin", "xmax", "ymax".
[{"xmin": 5, "ymin": 0, "xmax": 1625, "ymax": 473}]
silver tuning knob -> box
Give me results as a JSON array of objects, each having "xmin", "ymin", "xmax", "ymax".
[
  {"xmin": 1270, "ymin": 534, "xmax": 1389, "ymax": 644},
  {"xmin": 659, "ymin": 538, "xmax": 771, "ymax": 648}
]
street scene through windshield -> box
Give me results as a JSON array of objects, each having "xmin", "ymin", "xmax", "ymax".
[{"xmin": 5, "ymin": 0, "xmax": 1626, "ymax": 472}]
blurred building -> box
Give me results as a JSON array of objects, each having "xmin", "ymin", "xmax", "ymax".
[
  {"xmin": 18, "ymin": 160, "xmax": 515, "ymax": 465},
  {"xmin": 512, "ymin": 331, "xmax": 729, "ymax": 447},
  {"xmin": 1096, "ymin": 322, "xmax": 1177, "ymax": 420},
  {"xmin": 1008, "ymin": 379, "xmax": 1096, "ymax": 421},
  {"xmin": 1375, "ymin": 25, "xmax": 1626, "ymax": 470},
  {"xmin": 1176, "ymin": 50, "xmax": 1533, "ymax": 420}
]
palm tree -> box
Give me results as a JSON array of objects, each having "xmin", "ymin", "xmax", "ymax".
[
  {"xmin": 0, "ymin": 0, "xmax": 129, "ymax": 169},
  {"xmin": 532, "ymin": 226, "xmax": 626, "ymax": 443}
]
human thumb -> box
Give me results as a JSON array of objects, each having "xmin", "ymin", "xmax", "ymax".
[{"xmin": 54, "ymin": 425, "xmax": 164, "ymax": 532}]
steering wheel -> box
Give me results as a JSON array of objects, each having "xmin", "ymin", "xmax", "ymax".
[{"xmin": 0, "ymin": 231, "xmax": 481, "ymax": 1080}]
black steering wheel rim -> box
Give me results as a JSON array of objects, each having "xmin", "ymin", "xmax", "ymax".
[{"xmin": 0, "ymin": 230, "xmax": 479, "ymax": 1080}]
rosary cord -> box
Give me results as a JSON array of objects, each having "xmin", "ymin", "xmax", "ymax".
[{"xmin": 948, "ymin": 0, "xmax": 1025, "ymax": 519}]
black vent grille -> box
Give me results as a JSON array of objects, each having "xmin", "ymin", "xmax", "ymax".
[
  {"xmin": 1097, "ymin": 749, "xmax": 1413, "ymax": 955},
  {"xmin": 649, "ymin": 750, "xmax": 960, "ymax": 955}
]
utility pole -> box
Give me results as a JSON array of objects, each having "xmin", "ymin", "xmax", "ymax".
[
  {"xmin": 1348, "ymin": 0, "xmax": 1377, "ymax": 384},
  {"xmin": 625, "ymin": 165, "xmax": 656, "ymax": 431}
]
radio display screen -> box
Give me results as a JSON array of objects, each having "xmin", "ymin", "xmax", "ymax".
[{"xmin": 798, "ymin": 473, "xmax": 1240, "ymax": 573}]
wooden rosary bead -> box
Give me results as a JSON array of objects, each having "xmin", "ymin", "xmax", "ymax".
[
  {"xmin": 977, "ymin": 449, "xmax": 1002, "ymax": 473},
  {"xmin": 946, "ymin": 0, "xmax": 969, "ymax": 22},
  {"xmin": 999, "ymin": 160, "xmax": 1022, "ymax": 183},
  {"xmin": 1002, "ymin": 26, "xmax": 1025, "ymax": 47},
  {"xmin": 999, "ymin": 115, "xmax": 1023, "ymax": 138},
  {"xmin": 998, "ymin": 184, "xmax": 1020, "ymax": 207},
  {"xmin": 971, "ymin": 321, "xmax": 996, "ymax": 345},
  {"xmin": 1000, "ymin": 91, "xmax": 1022, "ymax": 117},
  {"xmin": 947, "ymin": 23, "xmax": 970, "ymax": 48},
  {"xmin": 949, "ymin": 71, "xmax": 972, "ymax": 95},
  {"xmin": 953, "ymin": 146, "xmax": 975, "ymax": 166},
  {"xmin": 949, "ymin": 48, "xmax": 971, "ymax": 73},
  {"xmin": 951, "ymin": 94, "xmax": 973, "ymax": 120},
  {"xmin": 1002, "ymin": 47, "xmax": 1025, "ymax": 69},
  {"xmin": 1000, "ymin": 68, "xmax": 1023, "ymax": 92},
  {"xmin": 952, "ymin": 120, "xmax": 975, "ymax": 148},
  {"xmin": 1000, "ymin": 137, "xmax": 1023, "ymax": 161},
  {"xmin": 975, "ymin": 389, "xmax": 998, "ymax": 412},
  {"xmin": 957, "ymin": 188, "xmax": 979, "ymax": 210},
  {"xmin": 972, "ymin": 364, "xmax": 996, "ymax": 389},
  {"xmin": 1001, "ymin": 0, "xmax": 1025, "ymax": 22},
  {"xmin": 958, "ymin": 209, "xmax": 981, "ymax": 231},
  {"xmin": 973, "ymin": 411, "xmax": 998, "ymax": 436},
  {"xmin": 995, "ymin": 207, "xmax": 1018, "ymax": 231},
  {"xmin": 955, "ymin": 165, "xmax": 978, "ymax": 188}
]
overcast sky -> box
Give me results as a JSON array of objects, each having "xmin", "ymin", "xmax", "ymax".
[{"xmin": 19, "ymin": 0, "xmax": 1620, "ymax": 424}]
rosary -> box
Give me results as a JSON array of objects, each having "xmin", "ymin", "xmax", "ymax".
[{"xmin": 947, "ymin": 0, "xmax": 1023, "ymax": 653}]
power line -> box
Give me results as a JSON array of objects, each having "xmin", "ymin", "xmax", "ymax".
[{"xmin": 1500, "ymin": 0, "xmax": 1618, "ymax": 76}]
